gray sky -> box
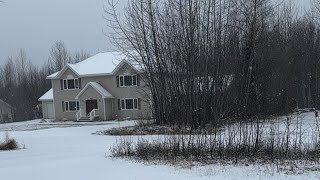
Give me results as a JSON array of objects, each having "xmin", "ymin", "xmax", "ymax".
[
  {"xmin": 0, "ymin": 0, "xmax": 311, "ymax": 66},
  {"xmin": 0, "ymin": 0, "xmax": 127, "ymax": 65}
]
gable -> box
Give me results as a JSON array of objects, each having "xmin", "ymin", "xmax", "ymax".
[
  {"xmin": 75, "ymin": 82, "xmax": 114, "ymax": 99},
  {"xmin": 60, "ymin": 67, "xmax": 79, "ymax": 79},
  {"xmin": 47, "ymin": 64, "xmax": 79, "ymax": 80},
  {"xmin": 114, "ymin": 61, "xmax": 139, "ymax": 75}
]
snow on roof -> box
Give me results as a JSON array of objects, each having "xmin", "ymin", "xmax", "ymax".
[
  {"xmin": 47, "ymin": 52, "xmax": 129, "ymax": 79},
  {"xmin": 75, "ymin": 82, "xmax": 114, "ymax": 99},
  {"xmin": 38, "ymin": 88, "xmax": 53, "ymax": 101},
  {"xmin": 89, "ymin": 82, "xmax": 114, "ymax": 98},
  {"xmin": 47, "ymin": 71, "xmax": 59, "ymax": 78},
  {"xmin": 70, "ymin": 52, "xmax": 125, "ymax": 75}
]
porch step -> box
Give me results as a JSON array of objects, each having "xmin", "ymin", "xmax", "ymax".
[{"xmin": 77, "ymin": 117, "xmax": 92, "ymax": 122}]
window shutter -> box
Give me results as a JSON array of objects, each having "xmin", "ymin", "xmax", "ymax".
[
  {"xmin": 79, "ymin": 78, "xmax": 82, "ymax": 89},
  {"xmin": 137, "ymin": 74, "xmax": 140, "ymax": 86},
  {"xmin": 60, "ymin": 79, "xmax": 63, "ymax": 90},
  {"xmin": 117, "ymin": 99, "xmax": 121, "ymax": 110},
  {"xmin": 116, "ymin": 76, "xmax": 119, "ymax": 87},
  {"xmin": 138, "ymin": 98, "xmax": 141, "ymax": 110},
  {"xmin": 62, "ymin": 101, "xmax": 65, "ymax": 112}
]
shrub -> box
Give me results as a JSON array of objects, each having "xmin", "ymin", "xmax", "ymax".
[{"xmin": 0, "ymin": 132, "xmax": 18, "ymax": 151}]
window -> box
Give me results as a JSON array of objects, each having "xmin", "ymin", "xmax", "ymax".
[
  {"xmin": 63, "ymin": 79, "xmax": 79, "ymax": 89},
  {"xmin": 64, "ymin": 101, "xmax": 80, "ymax": 111},
  {"xmin": 120, "ymin": 98, "xmax": 138, "ymax": 110},
  {"xmin": 119, "ymin": 75, "xmax": 137, "ymax": 87}
]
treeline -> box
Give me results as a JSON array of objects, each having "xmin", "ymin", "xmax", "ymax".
[
  {"xmin": 0, "ymin": 41, "xmax": 90, "ymax": 121},
  {"xmin": 108, "ymin": 0, "xmax": 320, "ymax": 128}
]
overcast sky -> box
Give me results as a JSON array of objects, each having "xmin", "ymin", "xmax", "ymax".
[{"xmin": 0, "ymin": 0, "xmax": 311, "ymax": 65}]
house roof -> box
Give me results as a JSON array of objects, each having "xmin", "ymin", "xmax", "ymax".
[
  {"xmin": 47, "ymin": 52, "xmax": 138, "ymax": 79},
  {"xmin": 0, "ymin": 99, "xmax": 12, "ymax": 109},
  {"xmin": 47, "ymin": 71, "xmax": 59, "ymax": 78},
  {"xmin": 75, "ymin": 82, "xmax": 114, "ymax": 99},
  {"xmin": 38, "ymin": 88, "xmax": 53, "ymax": 101}
]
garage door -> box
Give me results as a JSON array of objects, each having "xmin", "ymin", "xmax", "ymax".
[{"xmin": 46, "ymin": 102, "xmax": 54, "ymax": 119}]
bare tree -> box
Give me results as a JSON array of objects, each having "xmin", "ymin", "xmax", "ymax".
[
  {"xmin": 73, "ymin": 50, "xmax": 91, "ymax": 63},
  {"xmin": 48, "ymin": 41, "xmax": 71, "ymax": 71},
  {"xmin": 104, "ymin": 0, "xmax": 320, "ymax": 128}
]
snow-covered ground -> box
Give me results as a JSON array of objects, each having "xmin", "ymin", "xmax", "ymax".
[
  {"xmin": 220, "ymin": 112, "xmax": 320, "ymax": 146},
  {"xmin": 0, "ymin": 119, "xmax": 116, "ymax": 131},
  {"xmin": 0, "ymin": 118, "xmax": 320, "ymax": 180}
]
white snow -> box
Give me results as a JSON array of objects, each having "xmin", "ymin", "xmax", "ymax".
[
  {"xmin": 47, "ymin": 71, "xmax": 59, "ymax": 79},
  {"xmin": 47, "ymin": 52, "xmax": 127, "ymax": 79},
  {"xmin": 69, "ymin": 52, "xmax": 125, "ymax": 75},
  {"xmin": 0, "ymin": 118, "xmax": 320, "ymax": 180},
  {"xmin": 38, "ymin": 88, "xmax": 53, "ymax": 101}
]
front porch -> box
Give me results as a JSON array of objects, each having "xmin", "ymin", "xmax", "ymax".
[
  {"xmin": 75, "ymin": 82, "xmax": 114, "ymax": 121},
  {"xmin": 76, "ymin": 107, "xmax": 99, "ymax": 121}
]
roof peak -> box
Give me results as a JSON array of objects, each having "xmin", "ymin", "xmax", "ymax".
[{"xmin": 47, "ymin": 52, "xmax": 129, "ymax": 79}]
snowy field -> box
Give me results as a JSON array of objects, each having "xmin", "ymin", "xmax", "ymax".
[{"xmin": 0, "ymin": 118, "xmax": 320, "ymax": 180}]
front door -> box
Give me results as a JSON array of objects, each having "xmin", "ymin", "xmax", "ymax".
[{"xmin": 86, "ymin": 100, "xmax": 98, "ymax": 115}]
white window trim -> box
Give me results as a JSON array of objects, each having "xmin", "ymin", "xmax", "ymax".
[
  {"xmin": 63, "ymin": 78, "xmax": 79, "ymax": 90},
  {"xmin": 120, "ymin": 98, "xmax": 138, "ymax": 110},
  {"xmin": 119, "ymin": 75, "xmax": 137, "ymax": 87},
  {"xmin": 64, "ymin": 100, "xmax": 80, "ymax": 112}
]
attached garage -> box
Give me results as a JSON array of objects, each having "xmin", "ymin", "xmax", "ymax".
[{"xmin": 38, "ymin": 88, "xmax": 54, "ymax": 119}]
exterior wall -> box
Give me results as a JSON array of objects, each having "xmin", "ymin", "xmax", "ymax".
[
  {"xmin": 52, "ymin": 68, "xmax": 81, "ymax": 121},
  {"xmin": 105, "ymin": 98, "xmax": 113, "ymax": 120},
  {"xmin": 52, "ymin": 63, "xmax": 152, "ymax": 121},
  {"xmin": 0, "ymin": 101, "xmax": 13, "ymax": 123}
]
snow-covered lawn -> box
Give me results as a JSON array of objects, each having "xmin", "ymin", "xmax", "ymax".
[
  {"xmin": 0, "ymin": 119, "xmax": 117, "ymax": 131},
  {"xmin": 0, "ymin": 119, "xmax": 320, "ymax": 180}
]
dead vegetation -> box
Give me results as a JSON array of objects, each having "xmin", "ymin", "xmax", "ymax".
[
  {"xmin": 0, "ymin": 132, "xmax": 18, "ymax": 151},
  {"xmin": 104, "ymin": 120, "xmax": 222, "ymax": 136},
  {"xmin": 111, "ymin": 115, "xmax": 320, "ymax": 171}
]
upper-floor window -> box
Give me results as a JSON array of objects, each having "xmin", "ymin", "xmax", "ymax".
[
  {"xmin": 63, "ymin": 79, "xmax": 79, "ymax": 90},
  {"xmin": 119, "ymin": 75, "xmax": 137, "ymax": 87}
]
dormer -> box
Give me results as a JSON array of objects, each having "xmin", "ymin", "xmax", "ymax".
[
  {"xmin": 62, "ymin": 74, "xmax": 80, "ymax": 90},
  {"xmin": 114, "ymin": 61, "xmax": 141, "ymax": 88}
]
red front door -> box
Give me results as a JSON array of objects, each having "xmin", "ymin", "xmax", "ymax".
[{"xmin": 86, "ymin": 100, "xmax": 98, "ymax": 115}]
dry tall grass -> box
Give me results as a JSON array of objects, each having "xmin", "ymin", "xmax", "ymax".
[
  {"xmin": 0, "ymin": 132, "xmax": 18, "ymax": 151},
  {"xmin": 111, "ymin": 115, "xmax": 320, "ymax": 165}
]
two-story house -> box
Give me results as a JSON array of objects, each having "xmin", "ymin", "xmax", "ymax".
[{"xmin": 38, "ymin": 52, "xmax": 152, "ymax": 121}]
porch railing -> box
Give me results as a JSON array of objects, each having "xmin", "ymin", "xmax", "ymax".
[
  {"xmin": 89, "ymin": 109, "xmax": 98, "ymax": 121},
  {"xmin": 76, "ymin": 109, "xmax": 85, "ymax": 121}
]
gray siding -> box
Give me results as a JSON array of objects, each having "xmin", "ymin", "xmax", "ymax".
[{"xmin": 52, "ymin": 68, "xmax": 81, "ymax": 121}]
